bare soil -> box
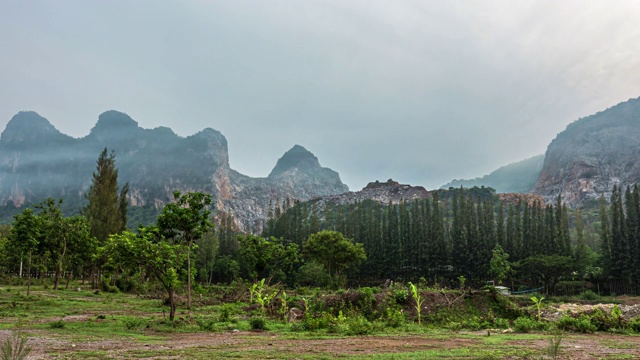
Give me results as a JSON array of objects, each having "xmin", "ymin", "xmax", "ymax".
[{"xmin": 4, "ymin": 329, "xmax": 640, "ymax": 359}]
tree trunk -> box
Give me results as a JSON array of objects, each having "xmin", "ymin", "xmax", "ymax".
[
  {"xmin": 27, "ymin": 251, "xmax": 32, "ymax": 296},
  {"xmin": 187, "ymin": 241, "xmax": 192, "ymax": 310},
  {"xmin": 65, "ymin": 269, "xmax": 73, "ymax": 289},
  {"xmin": 54, "ymin": 263, "xmax": 62, "ymax": 290},
  {"xmin": 19, "ymin": 256, "xmax": 23, "ymax": 278},
  {"xmin": 169, "ymin": 288, "xmax": 176, "ymax": 321}
]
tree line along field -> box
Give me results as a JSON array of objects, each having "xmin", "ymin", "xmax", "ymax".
[{"xmin": 0, "ymin": 149, "xmax": 640, "ymax": 358}]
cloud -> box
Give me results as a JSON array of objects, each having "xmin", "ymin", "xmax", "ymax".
[{"xmin": 1, "ymin": 0, "xmax": 639, "ymax": 190}]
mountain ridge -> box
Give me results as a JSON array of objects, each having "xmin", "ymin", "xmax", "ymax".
[{"xmin": 0, "ymin": 110, "xmax": 349, "ymax": 232}]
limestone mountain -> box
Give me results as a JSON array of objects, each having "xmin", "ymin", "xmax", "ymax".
[
  {"xmin": 441, "ymin": 155, "xmax": 544, "ymax": 193},
  {"xmin": 304, "ymin": 178, "xmax": 542, "ymax": 214},
  {"xmin": 532, "ymin": 97, "xmax": 640, "ymax": 206},
  {"xmin": 0, "ymin": 110, "xmax": 349, "ymax": 232}
]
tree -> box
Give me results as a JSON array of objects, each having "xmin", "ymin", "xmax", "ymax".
[
  {"xmin": 302, "ymin": 230, "xmax": 366, "ymax": 285},
  {"xmin": 516, "ymin": 255, "xmax": 574, "ymax": 295},
  {"xmin": 104, "ymin": 228, "xmax": 185, "ymax": 320},
  {"xmin": 37, "ymin": 199, "xmax": 92, "ymax": 290},
  {"xmin": 490, "ymin": 244, "xmax": 511, "ymax": 285},
  {"xmin": 83, "ymin": 148, "xmax": 129, "ymax": 242},
  {"xmin": 8, "ymin": 209, "xmax": 40, "ymax": 295},
  {"xmin": 84, "ymin": 148, "xmax": 128, "ymax": 287},
  {"xmin": 157, "ymin": 191, "xmax": 212, "ymax": 310}
]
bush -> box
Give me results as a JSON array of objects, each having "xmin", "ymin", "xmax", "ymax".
[
  {"xmin": 393, "ymin": 289, "xmax": 409, "ymax": 304},
  {"xmin": 345, "ymin": 316, "xmax": 375, "ymax": 335},
  {"xmin": 121, "ymin": 316, "xmax": 146, "ymax": 330},
  {"xmin": 578, "ymin": 290, "xmax": 600, "ymax": 301},
  {"xmin": 49, "ymin": 320, "xmax": 65, "ymax": 329},
  {"xmin": 557, "ymin": 314, "xmax": 596, "ymax": 333},
  {"xmin": 513, "ymin": 317, "xmax": 546, "ymax": 333},
  {"xmin": 629, "ymin": 317, "xmax": 640, "ymax": 333},
  {"xmin": 249, "ymin": 317, "xmax": 267, "ymax": 330},
  {"xmin": 196, "ymin": 317, "xmax": 216, "ymax": 331}
]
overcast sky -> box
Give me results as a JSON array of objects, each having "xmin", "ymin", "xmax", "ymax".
[{"xmin": 1, "ymin": 1, "xmax": 639, "ymax": 190}]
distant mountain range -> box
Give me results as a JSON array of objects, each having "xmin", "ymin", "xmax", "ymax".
[
  {"xmin": 441, "ymin": 155, "xmax": 544, "ymax": 193},
  {"xmin": 0, "ymin": 110, "xmax": 348, "ymax": 231},
  {"xmin": 441, "ymin": 97, "xmax": 640, "ymax": 207},
  {"xmin": 1, "ymin": 96, "xmax": 639, "ymax": 231}
]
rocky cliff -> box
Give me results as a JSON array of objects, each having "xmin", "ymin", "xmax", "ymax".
[
  {"xmin": 532, "ymin": 97, "xmax": 640, "ymax": 206},
  {"xmin": 0, "ymin": 111, "xmax": 349, "ymax": 232},
  {"xmin": 304, "ymin": 178, "xmax": 542, "ymax": 212}
]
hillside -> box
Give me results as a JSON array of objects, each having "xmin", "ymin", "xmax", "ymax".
[
  {"xmin": 441, "ymin": 155, "xmax": 544, "ymax": 193},
  {"xmin": 532, "ymin": 97, "xmax": 640, "ymax": 206}
]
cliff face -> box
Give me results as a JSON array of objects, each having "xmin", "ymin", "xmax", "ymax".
[
  {"xmin": 532, "ymin": 97, "xmax": 640, "ymax": 205},
  {"xmin": 0, "ymin": 111, "xmax": 349, "ymax": 232}
]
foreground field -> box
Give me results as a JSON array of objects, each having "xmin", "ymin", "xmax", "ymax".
[{"xmin": 0, "ymin": 285, "xmax": 639, "ymax": 359}]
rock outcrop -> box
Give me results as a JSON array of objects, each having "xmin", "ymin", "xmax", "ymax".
[
  {"xmin": 0, "ymin": 111, "xmax": 349, "ymax": 232},
  {"xmin": 532, "ymin": 97, "xmax": 640, "ymax": 206}
]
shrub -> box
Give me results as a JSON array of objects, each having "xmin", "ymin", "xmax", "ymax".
[
  {"xmin": 249, "ymin": 317, "xmax": 267, "ymax": 330},
  {"xmin": 513, "ymin": 316, "xmax": 545, "ymax": 333},
  {"xmin": 345, "ymin": 316, "xmax": 375, "ymax": 335},
  {"xmin": 629, "ymin": 317, "xmax": 640, "ymax": 333},
  {"xmin": 578, "ymin": 290, "xmax": 600, "ymax": 301},
  {"xmin": 196, "ymin": 317, "xmax": 216, "ymax": 331},
  {"xmin": 121, "ymin": 316, "xmax": 146, "ymax": 330},
  {"xmin": 49, "ymin": 320, "xmax": 65, "ymax": 329},
  {"xmin": 383, "ymin": 308, "xmax": 405, "ymax": 328},
  {"xmin": 393, "ymin": 289, "xmax": 409, "ymax": 304}
]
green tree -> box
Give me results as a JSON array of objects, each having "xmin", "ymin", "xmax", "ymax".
[
  {"xmin": 157, "ymin": 191, "xmax": 212, "ymax": 310},
  {"xmin": 303, "ymin": 230, "xmax": 366, "ymax": 286},
  {"xmin": 490, "ymin": 244, "xmax": 511, "ymax": 285},
  {"xmin": 83, "ymin": 148, "xmax": 129, "ymax": 288},
  {"xmin": 104, "ymin": 228, "xmax": 185, "ymax": 320},
  {"xmin": 8, "ymin": 209, "xmax": 40, "ymax": 295},
  {"xmin": 516, "ymin": 255, "xmax": 574, "ymax": 295},
  {"xmin": 83, "ymin": 148, "xmax": 129, "ymax": 242}
]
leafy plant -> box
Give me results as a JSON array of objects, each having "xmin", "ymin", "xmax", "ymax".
[
  {"xmin": 0, "ymin": 330, "xmax": 31, "ymax": 360},
  {"xmin": 531, "ymin": 296, "xmax": 544, "ymax": 321},
  {"xmin": 408, "ymin": 282, "xmax": 424, "ymax": 325}
]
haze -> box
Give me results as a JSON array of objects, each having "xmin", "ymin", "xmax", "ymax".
[{"xmin": 1, "ymin": 1, "xmax": 639, "ymax": 190}]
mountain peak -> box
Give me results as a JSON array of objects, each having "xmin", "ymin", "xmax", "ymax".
[
  {"xmin": 268, "ymin": 145, "xmax": 320, "ymax": 177},
  {"xmin": 91, "ymin": 110, "xmax": 139, "ymax": 133},
  {"xmin": 1, "ymin": 111, "xmax": 70, "ymax": 148}
]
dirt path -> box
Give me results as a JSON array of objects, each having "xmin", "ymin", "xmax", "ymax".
[{"xmin": 4, "ymin": 329, "xmax": 640, "ymax": 359}]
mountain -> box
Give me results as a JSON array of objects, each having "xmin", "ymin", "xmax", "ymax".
[
  {"xmin": 532, "ymin": 97, "xmax": 640, "ymax": 206},
  {"xmin": 441, "ymin": 155, "xmax": 544, "ymax": 193},
  {"xmin": 304, "ymin": 178, "xmax": 543, "ymax": 212},
  {"xmin": 0, "ymin": 110, "xmax": 349, "ymax": 232}
]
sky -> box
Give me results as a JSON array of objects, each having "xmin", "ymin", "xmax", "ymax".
[{"xmin": 1, "ymin": 1, "xmax": 640, "ymax": 191}]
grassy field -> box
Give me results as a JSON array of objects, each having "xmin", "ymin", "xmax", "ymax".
[{"xmin": 0, "ymin": 283, "xmax": 639, "ymax": 359}]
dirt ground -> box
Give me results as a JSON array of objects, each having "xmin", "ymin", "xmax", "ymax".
[{"xmin": 4, "ymin": 329, "xmax": 640, "ymax": 359}]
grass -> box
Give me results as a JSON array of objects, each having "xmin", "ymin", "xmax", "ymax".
[{"xmin": 0, "ymin": 283, "xmax": 638, "ymax": 359}]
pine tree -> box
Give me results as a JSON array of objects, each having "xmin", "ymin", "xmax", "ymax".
[{"xmin": 83, "ymin": 148, "xmax": 129, "ymax": 243}]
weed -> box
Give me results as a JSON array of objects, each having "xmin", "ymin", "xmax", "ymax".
[
  {"xmin": 579, "ymin": 290, "xmax": 600, "ymax": 301},
  {"xmin": 121, "ymin": 316, "xmax": 146, "ymax": 330},
  {"xmin": 49, "ymin": 320, "xmax": 65, "ymax": 329},
  {"xmin": 195, "ymin": 317, "xmax": 216, "ymax": 331},
  {"xmin": 546, "ymin": 332, "xmax": 563, "ymax": 360},
  {"xmin": 0, "ymin": 330, "xmax": 31, "ymax": 360}
]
